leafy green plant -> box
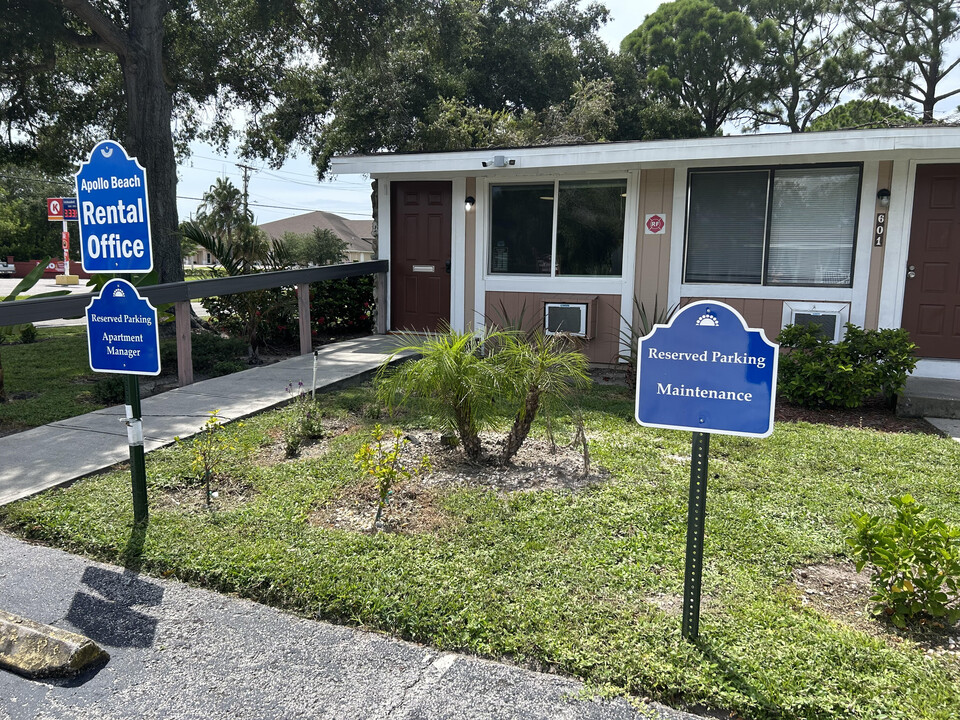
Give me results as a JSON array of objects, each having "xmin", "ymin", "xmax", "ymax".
[
  {"xmin": 182, "ymin": 221, "xmax": 295, "ymax": 359},
  {"xmin": 376, "ymin": 329, "xmax": 503, "ymax": 461},
  {"xmin": 283, "ymin": 380, "xmax": 324, "ymax": 457},
  {"xmin": 17, "ymin": 324, "xmax": 37, "ymax": 344},
  {"xmin": 92, "ymin": 375, "xmax": 127, "ymax": 404},
  {"xmin": 354, "ymin": 424, "xmax": 431, "ymax": 531},
  {"xmin": 495, "ymin": 330, "xmax": 590, "ymax": 464},
  {"xmin": 309, "ymin": 276, "xmax": 375, "ymax": 335},
  {"xmin": 776, "ymin": 323, "xmax": 918, "ymax": 408},
  {"xmin": 847, "ymin": 494, "xmax": 960, "ymax": 628},
  {"xmin": 175, "ymin": 410, "xmax": 247, "ymax": 507},
  {"xmin": 616, "ymin": 295, "xmax": 679, "ymax": 386}
]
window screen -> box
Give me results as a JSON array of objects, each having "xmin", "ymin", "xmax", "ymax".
[
  {"xmin": 684, "ymin": 165, "xmax": 860, "ymax": 287},
  {"xmin": 685, "ymin": 171, "xmax": 768, "ymax": 284},
  {"xmin": 556, "ymin": 179, "xmax": 626, "ymax": 276},
  {"xmin": 766, "ymin": 167, "xmax": 859, "ymax": 286},
  {"xmin": 490, "ymin": 184, "xmax": 553, "ymax": 274}
]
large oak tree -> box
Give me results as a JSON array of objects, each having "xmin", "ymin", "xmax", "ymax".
[{"xmin": 0, "ymin": 0, "xmax": 332, "ymax": 282}]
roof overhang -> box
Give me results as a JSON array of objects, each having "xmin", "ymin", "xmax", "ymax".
[{"xmin": 330, "ymin": 126, "xmax": 960, "ymax": 178}]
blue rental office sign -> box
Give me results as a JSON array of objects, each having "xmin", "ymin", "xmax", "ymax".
[
  {"xmin": 75, "ymin": 140, "xmax": 153, "ymax": 274},
  {"xmin": 86, "ymin": 279, "xmax": 161, "ymax": 376},
  {"xmin": 635, "ymin": 301, "xmax": 778, "ymax": 437}
]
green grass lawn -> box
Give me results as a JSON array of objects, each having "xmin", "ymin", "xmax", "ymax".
[
  {"xmin": 0, "ymin": 326, "xmax": 251, "ymax": 432},
  {"xmin": 0, "ymin": 327, "xmax": 107, "ymax": 430},
  {"xmin": 2, "ymin": 383, "xmax": 959, "ymax": 719}
]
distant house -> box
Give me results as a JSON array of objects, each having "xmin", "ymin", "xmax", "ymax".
[
  {"xmin": 258, "ymin": 211, "xmax": 376, "ymax": 263},
  {"xmin": 182, "ymin": 210, "xmax": 375, "ymax": 268}
]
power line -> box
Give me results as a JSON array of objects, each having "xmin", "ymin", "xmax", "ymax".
[{"xmin": 177, "ymin": 195, "xmax": 371, "ymax": 217}]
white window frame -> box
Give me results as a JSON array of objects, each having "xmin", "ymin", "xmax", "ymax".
[
  {"xmin": 671, "ymin": 160, "xmax": 879, "ymax": 329},
  {"xmin": 682, "ymin": 163, "xmax": 863, "ymax": 288},
  {"xmin": 476, "ymin": 172, "xmax": 639, "ymax": 300}
]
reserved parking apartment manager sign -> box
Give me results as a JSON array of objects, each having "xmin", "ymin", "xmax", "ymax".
[
  {"xmin": 75, "ymin": 140, "xmax": 152, "ymax": 273},
  {"xmin": 635, "ymin": 301, "xmax": 778, "ymax": 437}
]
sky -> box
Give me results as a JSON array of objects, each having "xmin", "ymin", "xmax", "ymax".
[{"xmin": 175, "ymin": 1, "xmax": 663, "ymax": 225}]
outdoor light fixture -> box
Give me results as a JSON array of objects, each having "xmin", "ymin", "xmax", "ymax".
[
  {"xmin": 877, "ymin": 188, "xmax": 891, "ymax": 207},
  {"xmin": 464, "ymin": 196, "xmax": 475, "ymax": 212}
]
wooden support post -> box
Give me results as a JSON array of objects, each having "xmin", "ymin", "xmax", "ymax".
[
  {"xmin": 297, "ymin": 283, "xmax": 312, "ymax": 355},
  {"xmin": 375, "ymin": 272, "xmax": 388, "ymax": 334},
  {"xmin": 174, "ymin": 300, "xmax": 194, "ymax": 387}
]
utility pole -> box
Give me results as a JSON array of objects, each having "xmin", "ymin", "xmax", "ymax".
[{"xmin": 236, "ymin": 162, "xmax": 256, "ymax": 219}]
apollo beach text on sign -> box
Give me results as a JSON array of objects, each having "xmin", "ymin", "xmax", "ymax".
[{"xmin": 75, "ymin": 140, "xmax": 153, "ymax": 273}]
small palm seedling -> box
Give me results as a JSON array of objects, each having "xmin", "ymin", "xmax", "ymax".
[{"xmin": 376, "ymin": 328, "xmax": 504, "ymax": 461}]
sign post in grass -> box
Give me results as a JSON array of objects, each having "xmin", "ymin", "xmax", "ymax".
[
  {"xmin": 77, "ymin": 140, "xmax": 158, "ymax": 525},
  {"xmin": 635, "ymin": 301, "xmax": 778, "ymax": 641}
]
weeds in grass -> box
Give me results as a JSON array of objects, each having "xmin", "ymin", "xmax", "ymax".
[
  {"xmin": 354, "ymin": 424, "xmax": 431, "ymax": 531},
  {"xmin": 284, "ymin": 380, "xmax": 324, "ymax": 457},
  {"xmin": 176, "ymin": 410, "xmax": 248, "ymax": 507}
]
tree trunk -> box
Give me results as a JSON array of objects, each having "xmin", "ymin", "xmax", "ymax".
[
  {"xmin": 122, "ymin": 1, "xmax": 183, "ymax": 284},
  {"xmin": 502, "ymin": 387, "xmax": 540, "ymax": 464},
  {"xmin": 0, "ymin": 347, "xmax": 6, "ymax": 404}
]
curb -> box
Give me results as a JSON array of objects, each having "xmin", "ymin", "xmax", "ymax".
[{"xmin": 0, "ymin": 609, "xmax": 108, "ymax": 679}]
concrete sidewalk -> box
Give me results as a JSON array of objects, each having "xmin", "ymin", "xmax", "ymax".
[
  {"xmin": 0, "ymin": 533, "xmax": 702, "ymax": 720},
  {"xmin": 0, "ymin": 335, "xmax": 404, "ymax": 507}
]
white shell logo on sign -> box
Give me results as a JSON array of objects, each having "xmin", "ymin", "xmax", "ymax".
[{"xmin": 75, "ymin": 140, "xmax": 153, "ymax": 274}]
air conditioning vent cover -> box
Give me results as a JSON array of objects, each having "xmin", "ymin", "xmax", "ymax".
[
  {"xmin": 544, "ymin": 302, "xmax": 588, "ymax": 337},
  {"xmin": 793, "ymin": 312, "xmax": 838, "ymax": 340}
]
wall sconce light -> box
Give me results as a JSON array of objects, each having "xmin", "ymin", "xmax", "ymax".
[
  {"xmin": 877, "ymin": 188, "xmax": 891, "ymax": 207},
  {"xmin": 464, "ymin": 196, "xmax": 475, "ymax": 212}
]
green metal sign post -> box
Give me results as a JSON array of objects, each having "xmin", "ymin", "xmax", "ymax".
[
  {"xmin": 123, "ymin": 375, "xmax": 149, "ymax": 524},
  {"xmin": 682, "ymin": 431, "xmax": 709, "ymax": 640}
]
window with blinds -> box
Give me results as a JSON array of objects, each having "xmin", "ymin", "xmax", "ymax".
[{"xmin": 684, "ymin": 165, "xmax": 861, "ymax": 287}]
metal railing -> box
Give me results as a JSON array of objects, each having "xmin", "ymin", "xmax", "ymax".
[{"xmin": 0, "ymin": 259, "xmax": 389, "ymax": 386}]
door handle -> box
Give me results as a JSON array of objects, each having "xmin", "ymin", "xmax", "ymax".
[
  {"xmin": 907, "ymin": 264, "xmax": 916, "ymax": 279},
  {"xmin": 445, "ymin": 260, "xmax": 451, "ymax": 274}
]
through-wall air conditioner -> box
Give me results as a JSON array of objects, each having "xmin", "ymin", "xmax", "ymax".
[
  {"xmin": 544, "ymin": 302, "xmax": 588, "ymax": 337},
  {"xmin": 781, "ymin": 301, "xmax": 850, "ymax": 343}
]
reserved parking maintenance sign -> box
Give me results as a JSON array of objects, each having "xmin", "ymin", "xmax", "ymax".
[{"xmin": 635, "ymin": 301, "xmax": 778, "ymax": 437}]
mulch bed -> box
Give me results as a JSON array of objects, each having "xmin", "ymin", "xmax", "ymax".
[{"xmin": 775, "ymin": 397, "xmax": 939, "ymax": 435}]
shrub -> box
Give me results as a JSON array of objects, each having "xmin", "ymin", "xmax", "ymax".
[
  {"xmin": 160, "ymin": 333, "xmax": 249, "ymax": 376},
  {"xmin": 376, "ymin": 327, "xmax": 591, "ymax": 464},
  {"xmin": 92, "ymin": 375, "xmax": 127, "ymax": 404},
  {"xmin": 776, "ymin": 323, "xmax": 917, "ymax": 408},
  {"xmin": 354, "ymin": 424, "xmax": 431, "ymax": 531},
  {"xmin": 847, "ymin": 494, "xmax": 960, "ymax": 628},
  {"xmin": 309, "ymin": 276, "xmax": 375, "ymax": 335},
  {"xmin": 283, "ymin": 380, "xmax": 324, "ymax": 457},
  {"xmin": 18, "ymin": 324, "xmax": 37, "ymax": 344}
]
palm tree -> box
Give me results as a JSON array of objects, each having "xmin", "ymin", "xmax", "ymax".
[{"xmin": 196, "ymin": 177, "xmax": 255, "ymax": 247}]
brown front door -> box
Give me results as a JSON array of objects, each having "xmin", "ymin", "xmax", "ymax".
[
  {"xmin": 902, "ymin": 165, "xmax": 960, "ymax": 359},
  {"xmin": 390, "ymin": 181, "xmax": 452, "ymax": 332}
]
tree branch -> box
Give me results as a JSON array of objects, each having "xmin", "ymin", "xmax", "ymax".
[{"xmin": 57, "ymin": 0, "xmax": 128, "ymax": 57}]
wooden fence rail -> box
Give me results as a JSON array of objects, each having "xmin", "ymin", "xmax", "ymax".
[{"xmin": 0, "ymin": 260, "xmax": 389, "ymax": 387}]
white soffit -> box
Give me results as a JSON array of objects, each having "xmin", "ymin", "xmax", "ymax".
[{"xmin": 331, "ymin": 127, "xmax": 960, "ymax": 177}]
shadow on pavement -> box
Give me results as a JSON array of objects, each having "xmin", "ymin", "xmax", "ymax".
[{"xmin": 65, "ymin": 529, "xmax": 163, "ymax": 649}]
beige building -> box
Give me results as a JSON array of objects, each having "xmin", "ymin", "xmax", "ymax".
[
  {"xmin": 183, "ymin": 210, "xmax": 375, "ymax": 268},
  {"xmin": 332, "ymin": 126, "xmax": 960, "ymax": 379}
]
